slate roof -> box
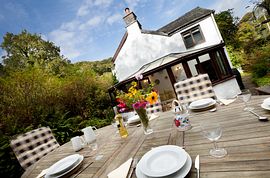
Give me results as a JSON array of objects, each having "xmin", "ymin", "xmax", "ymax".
[{"xmin": 157, "ymin": 7, "xmax": 214, "ymax": 35}]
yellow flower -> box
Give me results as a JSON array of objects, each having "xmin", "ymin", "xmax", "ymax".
[
  {"xmin": 146, "ymin": 92, "xmax": 158, "ymax": 105},
  {"xmin": 131, "ymin": 81, "xmax": 137, "ymax": 87}
]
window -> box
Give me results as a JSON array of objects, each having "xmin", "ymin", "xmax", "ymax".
[
  {"xmin": 182, "ymin": 26, "xmax": 204, "ymax": 48},
  {"xmin": 181, "ymin": 48, "xmax": 232, "ymax": 84}
]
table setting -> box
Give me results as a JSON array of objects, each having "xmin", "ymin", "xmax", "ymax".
[
  {"xmin": 22, "ymin": 95, "xmax": 270, "ymax": 178},
  {"xmin": 135, "ymin": 145, "xmax": 193, "ymax": 178}
]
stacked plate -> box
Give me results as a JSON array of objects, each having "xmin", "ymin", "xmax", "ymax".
[
  {"xmin": 45, "ymin": 154, "xmax": 84, "ymax": 178},
  {"xmin": 261, "ymin": 97, "xmax": 270, "ymax": 111},
  {"xmin": 127, "ymin": 115, "xmax": 140, "ymax": 125},
  {"xmin": 136, "ymin": 145, "xmax": 192, "ymax": 178},
  {"xmin": 189, "ymin": 98, "xmax": 216, "ymax": 110}
]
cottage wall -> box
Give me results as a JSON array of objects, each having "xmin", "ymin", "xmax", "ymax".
[{"xmin": 114, "ymin": 15, "xmax": 224, "ymax": 82}]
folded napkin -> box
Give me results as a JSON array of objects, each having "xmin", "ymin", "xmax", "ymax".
[
  {"xmin": 219, "ymin": 98, "xmax": 236, "ymax": 106},
  {"xmin": 107, "ymin": 158, "xmax": 133, "ymax": 178}
]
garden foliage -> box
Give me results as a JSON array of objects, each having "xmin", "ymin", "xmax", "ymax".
[{"xmin": 0, "ymin": 31, "xmax": 114, "ymax": 177}]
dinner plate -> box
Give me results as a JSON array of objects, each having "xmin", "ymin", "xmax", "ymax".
[
  {"xmin": 45, "ymin": 154, "xmax": 84, "ymax": 178},
  {"xmin": 189, "ymin": 100, "xmax": 216, "ymax": 110},
  {"xmin": 136, "ymin": 150, "xmax": 192, "ymax": 178},
  {"xmin": 263, "ymin": 98, "xmax": 270, "ymax": 106},
  {"xmin": 189, "ymin": 98, "xmax": 215, "ymax": 109},
  {"xmin": 139, "ymin": 145, "xmax": 187, "ymax": 177},
  {"xmin": 261, "ymin": 103, "xmax": 270, "ymax": 111},
  {"xmin": 127, "ymin": 115, "xmax": 140, "ymax": 124}
]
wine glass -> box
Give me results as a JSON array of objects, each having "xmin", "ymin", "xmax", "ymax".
[
  {"xmin": 238, "ymin": 89, "xmax": 253, "ymax": 111},
  {"xmin": 82, "ymin": 127, "xmax": 103, "ymax": 160},
  {"xmin": 201, "ymin": 123, "xmax": 227, "ymax": 158}
]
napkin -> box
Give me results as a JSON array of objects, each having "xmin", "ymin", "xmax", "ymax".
[
  {"xmin": 36, "ymin": 168, "xmax": 48, "ymax": 178},
  {"xmin": 107, "ymin": 158, "xmax": 133, "ymax": 178},
  {"xmin": 219, "ymin": 98, "xmax": 236, "ymax": 106}
]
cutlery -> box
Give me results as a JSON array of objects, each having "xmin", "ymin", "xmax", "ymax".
[
  {"xmin": 127, "ymin": 158, "xmax": 138, "ymax": 178},
  {"xmin": 248, "ymin": 110, "xmax": 268, "ymax": 121},
  {"xmin": 209, "ymin": 108, "xmax": 217, "ymax": 112},
  {"xmin": 195, "ymin": 155, "xmax": 200, "ymax": 178},
  {"xmin": 73, "ymin": 161, "xmax": 94, "ymax": 178}
]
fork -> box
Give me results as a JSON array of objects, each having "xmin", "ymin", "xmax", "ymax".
[{"xmin": 127, "ymin": 158, "xmax": 138, "ymax": 178}]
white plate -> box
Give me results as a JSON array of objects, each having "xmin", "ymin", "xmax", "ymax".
[
  {"xmin": 45, "ymin": 154, "xmax": 84, "ymax": 178},
  {"xmin": 263, "ymin": 98, "xmax": 270, "ymax": 106},
  {"xmin": 139, "ymin": 145, "xmax": 187, "ymax": 177},
  {"xmin": 261, "ymin": 103, "xmax": 270, "ymax": 111},
  {"xmin": 189, "ymin": 100, "xmax": 216, "ymax": 110},
  {"xmin": 127, "ymin": 115, "xmax": 140, "ymax": 124},
  {"xmin": 136, "ymin": 151, "xmax": 192, "ymax": 178},
  {"xmin": 189, "ymin": 98, "xmax": 215, "ymax": 109}
]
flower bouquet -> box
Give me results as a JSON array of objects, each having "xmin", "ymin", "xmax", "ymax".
[{"xmin": 116, "ymin": 81, "xmax": 158, "ymax": 134}]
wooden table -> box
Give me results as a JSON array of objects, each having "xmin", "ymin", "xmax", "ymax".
[{"xmin": 22, "ymin": 96, "xmax": 270, "ymax": 178}]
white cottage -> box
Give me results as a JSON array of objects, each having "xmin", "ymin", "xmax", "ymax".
[{"xmin": 109, "ymin": 7, "xmax": 241, "ymax": 107}]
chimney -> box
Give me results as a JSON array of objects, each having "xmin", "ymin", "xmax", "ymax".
[{"xmin": 123, "ymin": 8, "xmax": 138, "ymax": 27}]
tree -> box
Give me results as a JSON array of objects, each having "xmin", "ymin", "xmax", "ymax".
[
  {"xmin": 1, "ymin": 30, "xmax": 69, "ymax": 75},
  {"xmin": 237, "ymin": 22, "xmax": 260, "ymax": 51},
  {"xmin": 214, "ymin": 9, "xmax": 239, "ymax": 47}
]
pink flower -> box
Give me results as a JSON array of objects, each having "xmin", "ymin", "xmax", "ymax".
[
  {"xmin": 135, "ymin": 73, "xmax": 143, "ymax": 80},
  {"xmin": 139, "ymin": 101, "xmax": 147, "ymax": 108},
  {"xmin": 133, "ymin": 101, "xmax": 147, "ymax": 109},
  {"xmin": 132, "ymin": 102, "xmax": 141, "ymax": 109}
]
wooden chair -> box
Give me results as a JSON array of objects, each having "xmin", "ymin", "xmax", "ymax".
[
  {"xmin": 174, "ymin": 74, "xmax": 216, "ymax": 105},
  {"xmin": 10, "ymin": 127, "xmax": 60, "ymax": 170},
  {"xmin": 146, "ymin": 96, "xmax": 163, "ymax": 115}
]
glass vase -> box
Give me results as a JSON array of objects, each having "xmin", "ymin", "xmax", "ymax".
[{"xmin": 135, "ymin": 107, "xmax": 153, "ymax": 135}]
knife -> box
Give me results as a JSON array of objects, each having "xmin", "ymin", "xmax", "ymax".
[{"xmin": 195, "ymin": 155, "xmax": 200, "ymax": 178}]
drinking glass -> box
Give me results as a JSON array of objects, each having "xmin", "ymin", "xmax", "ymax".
[
  {"xmin": 238, "ymin": 89, "xmax": 253, "ymax": 111},
  {"xmin": 201, "ymin": 123, "xmax": 227, "ymax": 158}
]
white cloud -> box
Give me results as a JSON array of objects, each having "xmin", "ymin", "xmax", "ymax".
[
  {"xmin": 124, "ymin": 0, "xmax": 140, "ymax": 10},
  {"xmin": 40, "ymin": 34, "xmax": 47, "ymax": 41},
  {"xmin": 79, "ymin": 16, "xmax": 102, "ymax": 30},
  {"xmin": 77, "ymin": 0, "xmax": 113, "ymax": 17},
  {"xmin": 60, "ymin": 20, "xmax": 80, "ymax": 31},
  {"xmin": 209, "ymin": 0, "xmax": 251, "ymax": 18},
  {"xmin": 163, "ymin": 0, "xmax": 190, "ymax": 17},
  {"xmin": 94, "ymin": 0, "xmax": 113, "ymax": 7},
  {"xmin": 49, "ymin": 30, "xmax": 82, "ymax": 59},
  {"xmin": 77, "ymin": 4, "xmax": 90, "ymax": 17},
  {"xmin": 107, "ymin": 13, "xmax": 122, "ymax": 25}
]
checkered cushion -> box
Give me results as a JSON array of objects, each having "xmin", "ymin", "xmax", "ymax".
[
  {"xmin": 10, "ymin": 127, "xmax": 60, "ymax": 170},
  {"xmin": 174, "ymin": 74, "xmax": 216, "ymax": 104},
  {"xmin": 146, "ymin": 96, "xmax": 163, "ymax": 115}
]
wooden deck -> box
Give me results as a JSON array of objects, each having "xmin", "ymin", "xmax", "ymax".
[{"xmin": 22, "ymin": 96, "xmax": 270, "ymax": 178}]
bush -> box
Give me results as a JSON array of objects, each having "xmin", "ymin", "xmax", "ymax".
[{"xmin": 0, "ymin": 65, "xmax": 114, "ymax": 177}]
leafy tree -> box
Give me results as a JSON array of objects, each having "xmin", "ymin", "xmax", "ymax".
[
  {"xmin": 237, "ymin": 22, "xmax": 260, "ymax": 51},
  {"xmin": 214, "ymin": 9, "xmax": 239, "ymax": 47},
  {"xmin": 1, "ymin": 30, "xmax": 70, "ymax": 75}
]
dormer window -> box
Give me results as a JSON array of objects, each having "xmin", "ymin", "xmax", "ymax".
[{"xmin": 182, "ymin": 25, "xmax": 204, "ymax": 49}]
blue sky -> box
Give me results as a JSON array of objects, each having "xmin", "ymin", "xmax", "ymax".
[{"xmin": 0, "ymin": 0, "xmax": 253, "ymax": 63}]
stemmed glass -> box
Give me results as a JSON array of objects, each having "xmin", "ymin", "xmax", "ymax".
[
  {"xmin": 201, "ymin": 123, "xmax": 227, "ymax": 158},
  {"xmin": 238, "ymin": 89, "xmax": 253, "ymax": 111}
]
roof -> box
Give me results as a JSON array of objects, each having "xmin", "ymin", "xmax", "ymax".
[
  {"xmin": 109, "ymin": 42, "xmax": 225, "ymax": 90},
  {"xmin": 112, "ymin": 32, "xmax": 128, "ymax": 62},
  {"xmin": 112, "ymin": 7, "xmax": 214, "ymax": 62},
  {"xmin": 157, "ymin": 7, "xmax": 214, "ymax": 35}
]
